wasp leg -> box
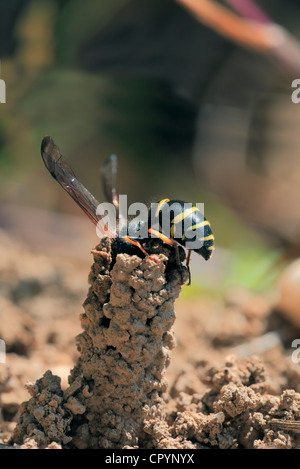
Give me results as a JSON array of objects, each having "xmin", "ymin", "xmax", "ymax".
[
  {"xmin": 186, "ymin": 249, "xmax": 192, "ymax": 286},
  {"xmin": 148, "ymin": 228, "xmax": 185, "ymax": 285},
  {"xmin": 90, "ymin": 248, "xmax": 111, "ymax": 257},
  {"xmin": 148, "ymin": 228, "xmax": 177, "ymax": 247},
  {"xmin": 174, "ymin": 244, "xmax": 184, "ymax": 285},
  {"xmin": 91, "ymin": 249, "xmax": 101, "ymax": 255},
  {"xmin": 123, "ymin": 236, "xmax": 159, "ymax": 263}
]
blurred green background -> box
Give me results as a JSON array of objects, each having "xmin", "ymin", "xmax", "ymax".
[{"xmin": 1, "ymin": 0, "xmax": 300, "ymax": 296}]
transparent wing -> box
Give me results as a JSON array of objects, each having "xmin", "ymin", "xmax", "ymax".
[
  {"xmin": 41, "ymin": 136, "xmax": 115, "ymax": 238},
  {"xmin": 101, "ymin": 154, "xmax": 118, "ymax": 206},
  {"xmin": 100, "ymin": 153, "xmax": 126, "ymax": 228}
]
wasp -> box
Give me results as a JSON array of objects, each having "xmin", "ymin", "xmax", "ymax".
[{"xmin": 41, "ymin": 136, "xmax": 214, "ymax": 285}]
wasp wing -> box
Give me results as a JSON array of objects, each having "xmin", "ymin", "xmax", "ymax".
[
  {"xmin": 41, "ymin": 136, "xmax": 115, "ymax": 238},
  {"xmin": 101, "ymin": 154, "xmax": 118, "ymax": 205},
  {"xmin": 100, "ymin": 153, "xmax": 127, "ymax": 229}
]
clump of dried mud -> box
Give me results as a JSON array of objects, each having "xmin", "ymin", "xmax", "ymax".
[
  {"xmin": 11, "ymin": 237, "xmax": 188, "ymax": 449},
  {"xmin": 1, "ymin": 230, "xmax": 300, "ymax": 449}
]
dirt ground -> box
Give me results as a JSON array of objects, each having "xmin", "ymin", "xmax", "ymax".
[{"xmin": 0, "ymin": 227, "xmax": 300, "ymax": 449}]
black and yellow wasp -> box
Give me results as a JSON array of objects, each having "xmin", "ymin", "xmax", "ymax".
[{"xmin": 41, "ymin": 136, "xmax": 214, "ymax": 285}]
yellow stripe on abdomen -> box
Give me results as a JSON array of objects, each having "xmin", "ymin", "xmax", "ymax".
[
  {"xmin": 200, "ymin": 234, "xmax": 214, "ymax": 242},
  {"xmin": 186, "ymin": 220, "xmax": 210, "ymax": 231},
  {"xmin": 155, "ymin": 198, "xmax": 170, "ymax": 217},
  {"xmin": 172, "ymin": 206, "xmax": 199, "ymax": 224}
]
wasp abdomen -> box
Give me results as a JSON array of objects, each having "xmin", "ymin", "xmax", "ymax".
[{"xmin": 149, "ymin": 199, "xmax": 214, "ymax": 260}]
